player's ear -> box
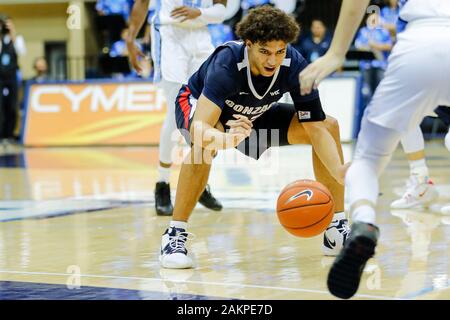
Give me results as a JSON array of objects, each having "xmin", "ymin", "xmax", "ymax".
[{"xmin": 245, "ymin": 40, "xmax": 253, "ymax": 48}]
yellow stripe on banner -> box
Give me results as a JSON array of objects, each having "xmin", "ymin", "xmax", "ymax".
[{"xmin": 48, "ymin": 114, "xmax": 166, "ymax": 144}]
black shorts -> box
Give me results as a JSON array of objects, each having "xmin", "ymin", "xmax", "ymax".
[{"xmin": 175, "ymin": 85, "xmax": 326, "ymax": 160}]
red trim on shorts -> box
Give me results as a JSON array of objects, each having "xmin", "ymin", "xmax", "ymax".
[{"xmin": 178, "ymin": 87, "xmax": 192, "ymax": 129}]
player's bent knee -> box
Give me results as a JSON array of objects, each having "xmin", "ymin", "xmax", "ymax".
[{"xmin": 324, "ymin": 116, "xmax": 340, "ymax": 136}]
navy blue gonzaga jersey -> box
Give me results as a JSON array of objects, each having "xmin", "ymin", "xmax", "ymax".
[{"xmin": 182, "ymin": 41, "xmax": 324, "ymax": 127}]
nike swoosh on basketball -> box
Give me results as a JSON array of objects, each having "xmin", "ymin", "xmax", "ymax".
[{"xmin": 285, "ymin": 189, "xmax": 313, "ymax": 205}]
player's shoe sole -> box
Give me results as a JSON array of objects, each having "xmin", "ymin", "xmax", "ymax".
[
  {"xmin": 327, "ymin": 222, "xmax": 379, "ymax": 299},
  {"xmin": 159, "ymin": 253, "xmax": 193, "ymax": 269}
]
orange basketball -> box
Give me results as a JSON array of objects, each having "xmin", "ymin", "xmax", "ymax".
[{"xmin": 276, "ymin": 179, "xmax": 334, "ymax": 238}]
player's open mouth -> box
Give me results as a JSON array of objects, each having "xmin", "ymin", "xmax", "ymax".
[{"xmin": 264, "ymin": 66, "xmax": 276, "ymax": 72}]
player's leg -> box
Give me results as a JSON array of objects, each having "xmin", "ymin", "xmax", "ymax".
[
  {"xmin": 154, "ymin": 26, "xmax": 221, "ymax": 216},
  {"xmin": 155, "ymin": 79, "xmax": 222, "ymax": 215},
  {"xmin": 185, "ymin": 29, "xmax": 223, "ymax": 212},
  {"xmin": 151, "ymin": 24, "xmax": 180, "ymax": 216},
  {"xmin": 327, "ymin": 117, "xmax": 400, "ymax": 299},
  {"xmin": 155, "ymin": 79, "xmax": 183, "ymax": 216},
  {"xmin": 155, "ymin": 81, "xmax": 222, "ymax": 215},
  {"xmin": 159, "ymin": 89, "xmax": 223, "ymax": 269},
  {"xmin": 311, "ymin": 118, "xmax": 349, "ymax": 256},
  {"xmin": 287, "ymin": 114, "xmax": 349, "ymax": 256},
  {"xmin": 160, "ymin": 144, "xmax": 215, "ymax": 269},
  {"xmin": 391, "ymin": 126, "xmax": 438, "ymax": 209}
]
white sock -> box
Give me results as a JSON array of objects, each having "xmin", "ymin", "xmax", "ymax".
[
  {"xmin": 409, "ymin": 158, "xmax": 427, "ymax": 174},
  {"xmin": 158, "ymin": 165, "xmax": 171, "ymax": 183},
  {"xmin": 333, "ymin": 211, "xmax": 346, "ymax": 221},
  {"xmin": 170, "ymin": 220, "xmax": 188, "ymax": 230},
  {"xmin": 346, "ymin": 161, "xmax": 379, "ymax": 225},
  {"xmin": 409, "ymin": 159, "xmax": 429, "ymax": 183},
  {"xmin": 352, "ymin": 205, "xmax": 376, "ymax": 225}
]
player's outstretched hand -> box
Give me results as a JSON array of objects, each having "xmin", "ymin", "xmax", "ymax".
[
  {"xmin": 171, "ymin": 6, "xmax": 201, "ymax": 22},
  {"xmin": 299, "ymin": 52, "xmax": 345, "ymax": 96},
  {"xmin": 126, "ymin": 40, "xmax": 146, "ymax": 74}
]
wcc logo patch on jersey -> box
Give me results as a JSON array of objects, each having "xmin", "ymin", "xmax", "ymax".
[
  {"xmin": 297, "ymin": 111, "xmax": 311, "ymax": 120},
  {"xmin": 270, "ymin": 90, "xmax": 280, "ymax": 96}
]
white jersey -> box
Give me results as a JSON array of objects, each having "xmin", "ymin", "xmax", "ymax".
[
  {"xmin": 151, "ymin": 0, "xmax": 216, "ymax": 83},
  {"xmin": 154, "ymin": 0, "xmax": 213, "ymax": 28},
  {"xmin": 399, "ymin": 0, "xmax": 450, "ymax": 22}
]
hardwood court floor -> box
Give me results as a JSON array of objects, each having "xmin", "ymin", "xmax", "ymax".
[{"xmin": 0, "ymin": 142, "xmax": 449, "ymax": 300}]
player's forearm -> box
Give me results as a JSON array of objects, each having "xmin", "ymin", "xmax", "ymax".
[
  {"xmin": 329, "ymin": 0, "xmax": 371, "ymax": 58},
  {"xmin": 128, "ymin": 0, "xmax": 150, "ymax": 40},
  {"xmin": 196, "ymin": 2, "xmax": 227, "ymax": 25},
  {"xmin": 304, "ymin": 123, "xmax": 343, "ymax": 182}
]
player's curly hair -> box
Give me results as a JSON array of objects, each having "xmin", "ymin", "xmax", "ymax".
[{"xmin": 235, "ymin": 6, "xmax": 300, "ymax": 44}]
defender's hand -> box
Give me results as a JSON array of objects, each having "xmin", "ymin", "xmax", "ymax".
[
  {"xmin": 126, "ymin": 40, "xmax": 146, "ymax": 74},
  {"xmin": 299, "ymin": 52, "xmax": 344, "ymax": 96},
  {"xmin": 170, "ymin": 6, "xmax": 201, "ymax": 22}
]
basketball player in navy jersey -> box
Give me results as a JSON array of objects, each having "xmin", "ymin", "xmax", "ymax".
[
  {"xmin": 300, "ymin": 0, "xmax": 450, "ymax": 299},
  {"xmin": 159, "ymin": 6, "xmax": 350, "ymax": 269}
]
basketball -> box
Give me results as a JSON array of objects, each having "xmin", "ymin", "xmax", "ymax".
[{"xmin": 276, "ymin": 179, "xmax": 335, "ymax": 238}]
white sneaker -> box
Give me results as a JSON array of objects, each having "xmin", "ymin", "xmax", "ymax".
[
  {"xmin": 390, "ymin": 176, "xmax": 438, "ymax": 209},
  {"xmin": 441, "ymin": 204, "xmax": 450, "ymax": 215},
  {"xmin": 322, "ymin": 218, "xmax": 350, "ymax": 256},
  {"xmin": 159, "ymin": 226, "xmax": 194, "ymax": 269}
]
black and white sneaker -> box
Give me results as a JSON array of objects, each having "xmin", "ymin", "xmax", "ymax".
[
  {"xmin": 159, "ymin": 226, "xmax": 194, "ymax": 269},
  {"xmin": 155, "ymin": 182, "xmax": 173, "ymax": 216},
  {"xmin": 327, "ymin": 221, "xmax": 379, "ymax": 299},
  {"xmin": 323, "ymin": 219, "xmax": 350, "ymax": 256}
]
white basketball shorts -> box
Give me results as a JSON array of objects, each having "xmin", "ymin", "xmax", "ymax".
[
  {"xmin": 365, "ymin": 19, "xmax": 450, "ymax": 133},
  {"xmin": 151, "ymin": 24, "xmax": 214, "ymax": 84}
]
